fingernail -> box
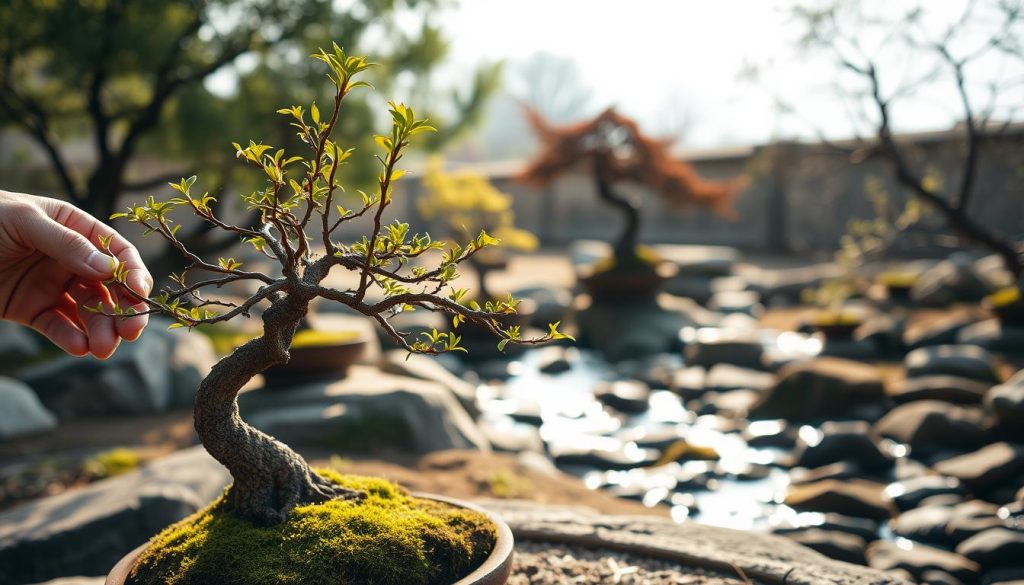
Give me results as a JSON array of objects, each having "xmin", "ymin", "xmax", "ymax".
[
  {"xmin": 129, "ymin": 272, "xmax": 153, "ymax": 296},
  {"xmin": 87, "ymin": 251, "xmax": 115, "ymax": 276}
]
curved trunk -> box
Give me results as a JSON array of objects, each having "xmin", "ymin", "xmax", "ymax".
[
  {"xmin": 193, "ymin": 294, "xmax": 361, "ymax": 525},
  {"xmin": 593, "ymin": 163, "xmax": 640, "ymax": 259},
  {"xmin": 471, "ymin": 256, "xmax": 493, "ymax": 301}
]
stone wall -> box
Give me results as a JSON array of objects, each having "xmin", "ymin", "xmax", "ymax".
[{"xmin": 374, "ymin": 125, "xmax": 1024, "ymax": 257}]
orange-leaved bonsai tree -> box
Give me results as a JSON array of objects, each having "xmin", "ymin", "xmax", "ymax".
[
  {"xmin": 94, "ymin": 45, "xmax": 569, "ymax": 584},
  {"xmin": 519, "ymin": 107, "xmax": 745, "ymax": 269}
]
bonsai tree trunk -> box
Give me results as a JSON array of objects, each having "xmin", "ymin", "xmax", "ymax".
[
  {"xmin": 593, "ymin": 160, "xmax": 640, "ymax": 259},
  {"xmin": 471, "ymin": 256, "xmax": 494, "ymax": 301},
  {"xmin": 193, "ymin": 293, "xmax": 361, "ymax": 524}
]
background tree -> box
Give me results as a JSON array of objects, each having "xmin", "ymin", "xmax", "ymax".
[
  {"xmin": 793, "ymin": 0, "xmax": 1024, "ymax": 284},
  {"xmin": 519, "ymin": 107, "xmax": 744, "ymax": 261},
  {"xmin": 0, "ymin": 0, "xmax": 498, "ymax": 278}
]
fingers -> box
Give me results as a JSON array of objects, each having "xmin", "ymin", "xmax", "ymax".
[
  {"xmin": 29, "ymin": 293, "xmax": 89, "ymax": 357},
  {"xmin": 16, "ymin": 208, "xmax": 115, "ymax": 281},
  {"xmin": 68, "ymin": 280, "xmax": 121, "ymax": 360},
  {"xmin": 34, "ymin": 198, "xmax": 153, "ymax": 342}
]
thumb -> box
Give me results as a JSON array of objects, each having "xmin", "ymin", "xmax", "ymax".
[{"xmin": 20, "ymin": 210, "xmax": 115, "ymax": 280}]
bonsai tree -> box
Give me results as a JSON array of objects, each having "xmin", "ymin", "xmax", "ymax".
[
  {"xmin": 518, "ymin": 107, "xmax": 744, "ymax": 265},
  {"xmin": 96, "ymin": 45, "xmax": 569, "ymax": 531},
  {"xmin": 419, "ymin": 157, "xmax": 538, "ymax": 300}
]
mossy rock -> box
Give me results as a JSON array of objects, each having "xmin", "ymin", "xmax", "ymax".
[{"xmin": 127, "ymin": 471, "xmax": 496, "ymax": 585}]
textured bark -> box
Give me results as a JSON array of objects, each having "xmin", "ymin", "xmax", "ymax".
[
  {"xmin": 193, "ymin": 293, "xmax": 361, "ymax": 524},
  {"xmin": 594, "ymin": 164, "xmax": 640, "ymax": 259}
]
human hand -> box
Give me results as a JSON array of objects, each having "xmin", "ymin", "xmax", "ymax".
[{"xmin": 0, "ymin": 190, "xmax": 152, "ymax": 359}]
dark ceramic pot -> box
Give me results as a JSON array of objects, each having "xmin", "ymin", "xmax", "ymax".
[
  {"xmin": 261, "ymin": 333, "xmax": 368, "ymax": 387},
  {"xmin": 811, "ymin": 321, "xmax": 862, "ymax": 339},
  {"xmin": 106, "ymin": 493, "xmax": 514, "ymax": 585},
  {"xmin": 577, "ymin": 261, "xmax": 678, "ymax": 301}
]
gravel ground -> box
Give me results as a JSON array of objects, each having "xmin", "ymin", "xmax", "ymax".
[{"xmin": 510, "ymin": 541, "xmax": 760, "ymax": 585}]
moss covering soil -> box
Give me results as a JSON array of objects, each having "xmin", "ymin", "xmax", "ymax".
[{"xmin": 127, "ymin": 471, "xmax": 497, "ymax": 585}]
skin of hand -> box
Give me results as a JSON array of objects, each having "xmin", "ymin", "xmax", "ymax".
[{"xmin": 0, "ymin": 190, "xmax": 152, "ymax": 359}]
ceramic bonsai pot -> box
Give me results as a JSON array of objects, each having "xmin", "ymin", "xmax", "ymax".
[
  {"xmin": 106, "ymin": 493, "xmax": 514, "ymax": 585},
  {"xmin": 808, "ymin": 311, "xmax": 864, "ymax": 340},
  {"xmin": 577, "ymin": 259, "xmax": 678, "ymax": 301},
  {"xmin": 261, "ymin": 329, "xmax": 369, "ymax": 387}
]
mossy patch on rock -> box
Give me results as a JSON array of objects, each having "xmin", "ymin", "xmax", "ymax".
[{"xmin": 127, "ymin": 471, "xmax": 496, "ymax": 585}]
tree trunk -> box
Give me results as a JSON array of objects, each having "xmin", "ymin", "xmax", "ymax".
[
  {"xmin": 593, "ymin": 163, "xmax": 640, "ymax": 259},
  {"xmin": 193, "ymin": 293, "xmax": 361, "ymax": 524}
]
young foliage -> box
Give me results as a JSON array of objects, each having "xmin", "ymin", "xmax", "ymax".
[{"xmin": 105, "ymin": 46, "xmax": 570, "ymax": 355}]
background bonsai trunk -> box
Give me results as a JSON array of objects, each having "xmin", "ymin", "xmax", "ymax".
[
  {"xmin": 193, "ymin": 293, "xmax": 360, "ymax": 525},
  {"xmin": 470, "ymin": 256, "xmax": 494, "ymax": 300},
  {"xmin": 593, "ymin": 160, "xmax": 640, "ymax": 260}
]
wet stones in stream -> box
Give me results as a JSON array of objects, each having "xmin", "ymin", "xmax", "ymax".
[
  {"xmin": 873, "ymin": 401, "xmax": 993, "ymax": 458},
  {"xmin": 748, "ymin": 357, "xmax": 886, "ymax": 422},
  {"xmin": 784, "ymin": 479, "xmax": 894, "ymax": 520},
  {"xmin": 904, "ymin": 345, "xmax": 1003, "ymax": 385},
  {"xmin": 792, "ymin": 421, "xmax": 894, "ymax": 473},
  {"xmin": 932, "ymin": 442, "xmax": 1024, "ymax": 493},
  {"xmin": 890, "ymin": 375, "xmax": 993, "ymax": 405},
  {"xmin": 867, "ymin": 540, "xmax": 981, "ymax": 584},
  {"xmin": 883, "ymin": 475, "xmax": 968, "ymax": 512}
]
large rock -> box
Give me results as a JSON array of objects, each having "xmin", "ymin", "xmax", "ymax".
[
  {"xmin": 784, "ymin": 479, "xmax": 894, "ymax": 520},
  {"xmin": 873, "ymin": 401, "xmax": 992, "ymax": 457},
  {"xmin": 781, "ymin": 528, "xmax": 867, "ymax": 565},
  {"xmin": 903, "ymin": 312, "xmax": 980, "ymax": 350},
  {"xmin": 749, "ymin": 358, "xmax": 885, "ymax": 422},
  {"xmin": 702, "ymin": 364, "xmax": 775, "ymax": 393},
  {"xmin": 0, "ymin": 446, "xmax": 228, "ymax": 584},
  {"xmin": 380, "ymin": 350, "xmax": 479, "ymax": 416},
  {"xmin": 933, "ymin": 442, "xmax": 1024, "ymax": 492},
  {"xmin": 16, "ymin": 321, "xmax": 217, "ymax": 417},
  {"xmin": 867, "ymin": 540, "xmax": 980, "ymax": 583},
  {"xmin": 0, "ymin": 377, "xmax": 56, "ymax": 439},
  {"xmin": 239, "ymin": 365, "xmax": 489, "ymax": 453},
  {"xmin": 904, "ymin": 345, "xmax": 1002, "ymax": 384},
  {"xmin": 0, "ymin": 321, "xmax": 42, "ymax": 367}
]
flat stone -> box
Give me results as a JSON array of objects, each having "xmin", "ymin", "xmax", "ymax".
[
  {"xmin": 781, "ymin": 528, "xmax": 867, "ymax": 565},
  {"xmin": 910, "ymin": 258, "xmax": 992, "ymax": 307},
  {"xmin": 873, "ymin": 401, "xmax": 992, "ymax": 458},
  {"xmin": 749, "ymin": 358, "xmax": 885, "ymax": 422},
  {"xmin": 594, "ymin": 380, "xmax": 651, "ymax": 414},
  {"xmin": 668, "ymin": 366, "xmax": 707, "ymax": 399},
  {"xmin": 904, "ymin": 345, "xmax": 1002, "ymax": 384},
  {"xmin": 945, "ymin": 500, "xmax": 1005, "ymax": 544},
  {"xmin": 240, "ymin": 365, "xmax": 489, "ymax": 453},
  {"xmin": 883, "ymin": 475, "xmax": 967, "ymax": 512},
  {"xmin": 956, "ymin": 527, "xmax": 1024, "ymax": 567},
  {"xmin": 933, "ymin": 442, "xmax": 1024, "ymax": 492},
  {"xmin": 987, "ymin": 370, "xmax": 1024, "ymax": 436},
  {"xmin": 904, "ymin": 313, "xmax": 981, "ymax": 350},
  {"xmin": 684, "ymin": 331, "xmax": 765, "ymax": 371},
  {"xmin": 794, "ymin": 421, "xmax": 893, "ymax": 473},
  {"xmin": 785, "ymin": 479, "xmax": 894, "ymax": 520},
  {"xmin": 0, "ymin": 446, "xmax": 228, "ymax": 584},
  {"xmin": 654, "ymin": 244, "xmax": 739, "ymax": 277},
  {"xmin": 890, "ymin": 505, "xmax": 958, "ymax": 546},
  {"xmin": 958, "ymin": 320, "xmax": 1024, "ymax": 355},
  {"xmin": 867, "ymin": 540, "xmax": 980, "ymax": 583},
  {"xmin": 0, "ymin": 377, "xmax": 56, "ymax": 439},
  {"xmin": 890, "ymin": 375, "xmax": 992, "ymax": 405},
  {"xmin": 771, "ymin": 512, "xmax": 880, "ymax": 542},
  {"xmin": 702, "ymin": 364, "xmax": 774, "ymax": 393},
  {"xmin": 482, "ymin": 499, "xmax": 906, "ymax": 585}
]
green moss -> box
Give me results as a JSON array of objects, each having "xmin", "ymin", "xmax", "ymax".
[
  {"xmin": 83, "ymin": 448, "xmax": 141, "ymax": 479},
  {"xmin": 592, "ymin": 246, "xmax": 662, "ymax": 275},
  {"xmin": 128, "ymin": 471, "xmax": 496, "ymax": 585}
]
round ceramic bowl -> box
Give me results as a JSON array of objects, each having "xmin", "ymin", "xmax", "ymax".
[
  {"xmin": 106, "ymin": 493, "xmax": 513, "ymax": 585},
  {"xmin": 261, "ymin": 332, "xmax": 368, "ymax": 387},
  {"xmin": 577, "ymin": 261, "xmax": 678, "ymax": 301}
]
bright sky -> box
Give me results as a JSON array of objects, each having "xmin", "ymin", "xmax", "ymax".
[{"xmin": 437, "ymin": 0, "xmax": 1023, "ymax": 149}]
